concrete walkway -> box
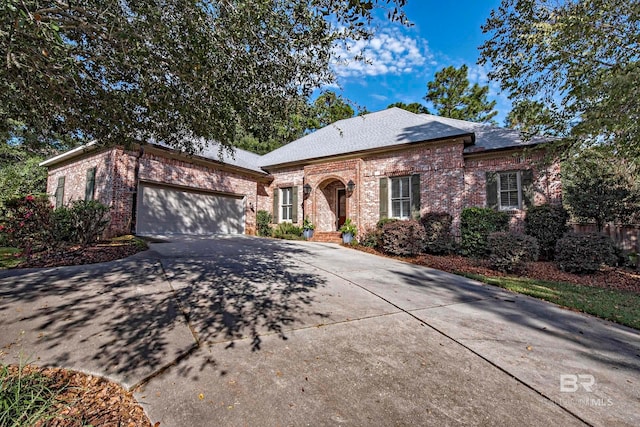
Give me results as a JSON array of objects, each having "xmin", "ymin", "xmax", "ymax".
[{"xmin": 0, "ymin": 235, "xmax": 638, "ymax": 426}]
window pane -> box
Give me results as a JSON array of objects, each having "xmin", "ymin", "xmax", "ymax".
[
  {"xmin": 391, "ymin": 178, "xmax": 400, "ymax": 198},
  {"xmin": 401, "ymin": 177, "xmax": 410, "ymax": 198},
  {"xmin": 392, "ymin": 200, "xmax": 401, "ymax": 218},
  {"xmin": 402, "ymin": 201, "xmax": 410, "ymax": 217}
]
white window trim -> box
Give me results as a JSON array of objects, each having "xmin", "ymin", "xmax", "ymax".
[
  {"xmin": 389, "ymin": 176, "xmax": 412, "ymax": 219},
  {"xmin": 497, "ymin": 171, "xmax": 522, "ymax": 210},
  {"xmin": 280, "ymin": 187, "xmax": 293, "ymax": 222}
]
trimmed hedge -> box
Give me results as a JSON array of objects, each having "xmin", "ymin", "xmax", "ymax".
[
  {"xmin": 460, "ymin": 207, "xmax": 510, "ymax": 258},
  {"xmin": 524, "ymin": 204, "xmax": 570, "ymax": 260},
  {"xmin": 420, "ymin": 212, "xmax": 454, "ymax": 255},
  {"xmin": 380, "ymin": 220, "xmax": 425, "ymax": 256},
  {"xmin": 488, "ymin": 232, "xmax": 539, "ymax": 273},
  {"xmin": 555, "ymin": 233, "xmax": 617, "ymax": 274},
  {"xmin": 272, "ymin": 222, "xmax": 303, "ymax": 240}
]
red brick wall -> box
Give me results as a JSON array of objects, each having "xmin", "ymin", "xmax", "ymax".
[
  {"xmin": 46, "ymin": 147, "xmax": 136, "ymax": 236},
  {"xmin": 267, "ymin": 167, "xmax": 305, "ymax": 224},
  {"xmin": 360, "ymin": 142, "xmax": 466, "ymax": 233},
  {"xmin": 139, "ymin": 151, "xmax": 260, "ymax": 234},
  {"xmin": 46, "ymin": 146, "xmax": 262, "ymax": 237},
  {"xmin": 464, "ymin": 151, "xmax": 562, "ymax": 231}
]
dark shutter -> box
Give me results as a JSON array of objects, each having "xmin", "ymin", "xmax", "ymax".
[
  {"xmin": 291, "ymin": 186, "xmax": 298, "ymax": 223},
  {"xmin": 55, "ymin": 176, "xmax": 65, "ymax": 208},
  {"xmin": 411, "ymin": 174, "xmax": 421, "ymax": 219},
  {"xmin": 272, "ymin": 188, "xmax": 279, "ymax": 223},
  {"xmin": 486, "ymin": 172, "xmax": 498, "ymax": 209},
  {"xmin": 379, "ymin": 178, "xmax": 388, "ymax": 220},
  {"xmin": 85, "ymin": 167, "xmax": 96, "ymax": 201},
  {"xmin": 521, "ymin": 170, "xmax": 534, "ymax": 209}
]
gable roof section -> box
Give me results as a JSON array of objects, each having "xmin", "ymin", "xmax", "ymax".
[
  {"xmin": 42, "ymin": 108, "xmax": 553, "ymax": 173},
  {"xmin": 418, "ymin": 115, "xmax": 551, "ymax": 154},
  {"xmin": 258, "ymin": 108, "xmax": 473, "ymax": 168},
  {"xmin": 152, "ymin": 140, "xmax": 266, "ymax": 174}
]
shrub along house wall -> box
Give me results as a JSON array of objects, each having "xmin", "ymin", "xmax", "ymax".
[
  {"xmin": 45, "ymin": 147, "xmax": 136, "ymax": 236},
  {"xmin": 464, "ymin": 150, "xmax": 562, "ymax": 232}
]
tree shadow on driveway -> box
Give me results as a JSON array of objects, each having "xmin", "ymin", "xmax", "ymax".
[{"xmin": 0, "ymin": 237, "xmax": 328, "ymax": 387}]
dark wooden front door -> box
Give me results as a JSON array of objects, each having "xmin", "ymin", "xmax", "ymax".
[{"xmin": 337, "ymin": 189, "xmax": 346, "ymax": 230}]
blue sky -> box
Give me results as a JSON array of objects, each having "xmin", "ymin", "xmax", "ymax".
[{"xmin": 330, "ymin": 1, "xmax": 511, "ymax": 124}]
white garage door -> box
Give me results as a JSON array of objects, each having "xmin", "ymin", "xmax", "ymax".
[{"xmin": 136, "ymin": 183, "xmax": 245, "ymax": 235}]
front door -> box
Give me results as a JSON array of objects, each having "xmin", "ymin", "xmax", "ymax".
[{"xmin": 337, "ymin": 189, "xmax": 346, "ymax": 230}]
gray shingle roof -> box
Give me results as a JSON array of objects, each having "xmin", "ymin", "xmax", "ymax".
[
  {"xmin": 259, "ymin": 108, "xmax": 473, "ymax": 168},
  {"xmin": 42, "ymin": 108, "xmax": 551, "ymax": 173},
  {"xmin": 417, "ymin": 114, "xmax": 551, "ymax": 153},
  {"xmin": 152, "ymin": 140, "xmax": 266, "ymax": 174}
]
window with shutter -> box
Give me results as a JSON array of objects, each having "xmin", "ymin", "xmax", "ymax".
[
  {"xmin": 280, "ymin": 187, "xmax": 293, "ymax": 221},
  {"xmin": 55, "ymin": 176, "xmax": 65, "ymax": 208},
  {"xmin": 390, "ymin": 176, "xmax": 411, "ymax": 219},
  {"xmin": 85, "ymin": 167, "xmax": 96, "ymax": 201}
]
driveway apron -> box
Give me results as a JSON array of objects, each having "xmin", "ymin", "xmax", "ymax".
[{"xmin": 0, "ymin": 235, "xmax": 638, "ymax": 426}]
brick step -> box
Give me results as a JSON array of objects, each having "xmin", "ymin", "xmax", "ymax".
[{"xmin": 309, "ymin": 231, "xmax": 342, "ymax": 244}]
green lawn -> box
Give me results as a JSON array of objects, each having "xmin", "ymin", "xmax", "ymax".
[
  {"xmin": 0, "ymin": 247, "xmax": 23, "ymax": 269},
  {"xmin": 459, "ymin": 272, "xmax": 640, "ymax": 330}
]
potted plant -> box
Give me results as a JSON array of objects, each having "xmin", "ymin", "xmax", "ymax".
[
  {"xmin": 339, "ymin": 218, "xmax": 357, "ymax": 244},
  {"xmin": 303, "ymin": 216, "xmax": 315, "ymax": 239}
]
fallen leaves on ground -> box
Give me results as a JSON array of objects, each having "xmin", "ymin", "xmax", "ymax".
[
  {"xmin": 352, "ymin": 246, "xmax": 640, "ymax": 294},
  {"xmin": 15, "ymin": 237, "xmax": 147, "ymax": 269},
  {"xmin": 8, "ymin": 365, "xmax": 152, "ymax": 427}
]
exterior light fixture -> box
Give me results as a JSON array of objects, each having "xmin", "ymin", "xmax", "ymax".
[
  {"xmin": 346, "ymin": 179, "xmax": 356, "ymax": 193},
  {"xmin": 303, "ymin": 183, "xmax": 312, "ymax": 196}
]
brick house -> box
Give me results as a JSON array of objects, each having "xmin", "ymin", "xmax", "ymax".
[{"xmin": 41, "ymin": 108, "xmax": 562, "ymax": 238}]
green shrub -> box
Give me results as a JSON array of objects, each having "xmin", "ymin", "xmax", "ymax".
[
  {"xmin": 51, "ymin": 206, "xmax": 75, "ymax": 243},
  {"xmin": 555, "ymin": 233, "xmax": 617, "ymax": 274},
  {"xmin": 380, "ymin": 220, "xmax": 426, "ymax": 257},
  {"xmin": 1, "ymin": 195, "xmax": 54, "ymax": 254},
  {"xmin": 256, "ymin": 210, "xmax": 273, "ymax": 237},
  {"xmin": 488, "ymin": 232, "xmax": 539, "ymax": 273},
  {"xmin": 66, "ymin": 200, "xmax": 110, "ymax": 246},
  {"xmin": 420, "ymin": 212, "xmax": 455, "ymax": 255},
  {"xmin": 460, "ymin": 207, "xmax": 510, "ymax": 258},
  {"xmin": 524, "ymin": 204, "xmax": 570, "ymax": 260},
  {"xmin": 359, "ymin": 227, "xmax": 382, "ymax": 248},
  {"xmin": 272, "ymin": 222, "xmax": 303, "ymax": 240}
]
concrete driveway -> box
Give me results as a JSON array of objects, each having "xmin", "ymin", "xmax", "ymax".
[{"xmin": 0, "ymin": 235, "xmax": 638, "ymax": 426}]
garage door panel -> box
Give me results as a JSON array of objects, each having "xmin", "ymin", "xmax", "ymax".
[{"xmin": 137, "ymin": 185, "xmax": 245, "ymax": 235}]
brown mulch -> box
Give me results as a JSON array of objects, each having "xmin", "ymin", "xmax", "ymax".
[
  {"xmin": 7, "ymin": 365, "xmax": 153, "ymax": 427},
  {"xmin": 6, "ymin": 238, "xmax": 152, "ymax": 426},
  {"xmin": 15, "ymin": 238, "xmax": 147, "ymax": 269},
  {"xmin": 352, "ymin": 245, "xmax": 640, "ymax": 294}
]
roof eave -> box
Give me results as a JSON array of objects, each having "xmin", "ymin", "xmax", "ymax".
[
  {"xmin": 261, "ymin": 133, "xmax": 473, "ymax": 171},
  {"xmin": 39, "ymin": 141, "xmax": 99, "ymax": 167}
]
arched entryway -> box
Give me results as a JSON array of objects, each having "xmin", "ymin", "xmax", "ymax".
[{"xmin": 312, "ymin": 178, "xmax": 347, "ymax": 232}]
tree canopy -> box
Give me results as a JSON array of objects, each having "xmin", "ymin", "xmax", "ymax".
[
  {"xmin": 504, "ymin": 100, "xmax": 557, "ymax": 138},
  {"xmin": 387, "ymin": 102, "xmax": 429, "ymax": 114},
  {"xmin": 308, "ymin": 91, "xmax": 355, "ymax": 131},
  {"xmin": 480, "ymin": 0, "xmax": 640, "ymax": 161},
  {"xmin": 563, "ymin": 148, "xmax": 639, "ymax": 230},
  {"xmin": 424, "ymin": 65, "xmax": 498, "ymax": 123},
  {"xmin": 1, "ymin": 0, "xmax": 407, "ymax": 154}
]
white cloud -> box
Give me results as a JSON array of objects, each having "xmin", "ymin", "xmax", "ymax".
[{"xmin": 332, "ymin": 30, "xmax": 431, "ymax": 78}]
